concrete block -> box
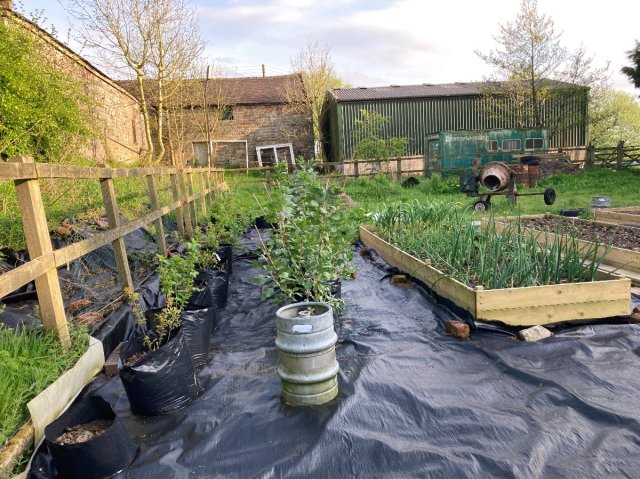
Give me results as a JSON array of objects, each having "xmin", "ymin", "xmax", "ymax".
[{"xmin": 518, "ymin": 325, "xmax": 552, "ymax": 342}]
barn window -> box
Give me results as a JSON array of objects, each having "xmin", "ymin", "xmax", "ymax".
[
  {"xmin": 502, "ymin": 139, "xmax": 521, "ymax": 151},
  {"xmin": 487, "ymin": 140, "xmax": 498, "ymax": 152},
  {"xmin": 525, "ymin": 138, "xmax": 543, "ymax": 150},
  {"xmin": 220, "ymin": 106, "xmax": 233, "ymax": 120}
]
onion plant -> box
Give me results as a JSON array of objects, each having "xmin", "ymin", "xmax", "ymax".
[{"xmin": 374, "ymin": 203, "xmax": 610, "ymax": 290}]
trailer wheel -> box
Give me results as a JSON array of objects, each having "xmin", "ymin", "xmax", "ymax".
[
  {"xmin": 473, "ymin": 200, "xmax": 490, "ymax": 212},
  {"xmin": 543, "ymin": 187, "xmax": 556, "ymax": 205}
]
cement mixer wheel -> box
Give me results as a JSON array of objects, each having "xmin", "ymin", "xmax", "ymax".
[
  {"xmin": 473, "ymin": 200, "xmax": 490, "ymax": 212},
  {"xmin": 543, "ymin": 188, "xmax": 556, "ymax": 205}
]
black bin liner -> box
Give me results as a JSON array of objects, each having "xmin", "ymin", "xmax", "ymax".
[
  {"xmin": 180, "ymin": 307, "xmax": 215, "ymax": 367},
  {"xmin": 216, "ymin": 244, "xmax": 233, "ymax": 274},
  {"xmin": 44, "ymin": 396, "xmax": 136, "ymax": 479},
  {"xmin": 119, "ymin": 329, "xmax": 198, "ymax": 415},
  {"xmin": 189, "ymin": 269, "xmax": 228, "ymax": 309}
]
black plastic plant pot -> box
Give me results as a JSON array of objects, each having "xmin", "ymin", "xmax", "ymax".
[
  {"xmin": 216, "ymin": 244, "xmax": 233, "ymax": 274},
  {"xmin": 180, "ymin": 307, "xmax": 215, "ymax": 367},
  {"xmin": 190, "ymin": 269, "xmax": 229, "ymax": 310},
  {"xmin": 119, "ymin": 329, "xmax": 199, "ymax": 416},
  {"xmin": 255, "ymin": 216, "xmax": 278, "ymax": 229},
  {"xmin": 44, "ymin": 396, "xmax": 137, "ymax": 479}
]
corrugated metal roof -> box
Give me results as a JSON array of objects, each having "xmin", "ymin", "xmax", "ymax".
[
  {"xmin": 328, "ymin": 80, "xmax": 582, "ymax": 102},
  {"xmin": 329, "ymin": 82, "xmax": 483, "ymax": 101},
  {"xmin": 119, "ymin": 74, "xmax": 301, "ymax": 106}
]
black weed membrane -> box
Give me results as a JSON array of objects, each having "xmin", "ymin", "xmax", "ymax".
[{"xmin": 22, "ymin": 230, "xmax": 640, "ymax": 478}]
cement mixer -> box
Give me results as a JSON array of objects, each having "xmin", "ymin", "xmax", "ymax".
[{"xmin": 459, "ymin": 161, "xmax": 556, "ymax": 211}]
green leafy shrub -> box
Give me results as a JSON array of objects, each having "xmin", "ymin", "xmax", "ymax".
[
  {"xmin": 258, "ymin": 161, "xmax": 355, "ymax": 312},
  {"xmin": 0, "ymin": 22, "xmax": 93, "ymax": 161}
]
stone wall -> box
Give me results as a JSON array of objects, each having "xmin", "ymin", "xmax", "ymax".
[
  {"xmin": 0, "ymin": 7, "xmax": 146, "ymax": 164},
  {"xmin": 170, "ymin": 103, "xmax": 314, "ymax": 167}
]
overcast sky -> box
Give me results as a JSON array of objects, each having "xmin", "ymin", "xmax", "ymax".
[{"xmin": 24, "ymin": 0, "xmax": 640, "ymax": 96}]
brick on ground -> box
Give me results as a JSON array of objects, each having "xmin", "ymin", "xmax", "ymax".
[{"xmin": 444, "ymin": 320, "xmax": 470, "ymax": 340}]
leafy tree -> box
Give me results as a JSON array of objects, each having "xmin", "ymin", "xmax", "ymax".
[
  {"xmin": 621, "ymin": 40, "xmax": 640, "ymax": 91},
  {"xmin": 475, "ymin": 0, "xmax": 607, "ymax": 139},
  {"xmin": 589, "ymin": 88, "xmax": 640, "ymax": 147},
  {"xmin": 352, "ymin": 109, "xmax": 407, "ymax": 164},
  {"xmin": 0, "ymin": 23, "xmax": 92, "ymax": 161},
  {"xmin": 285, "ymin": 40, "xmax": 348, "ymax": 160}
]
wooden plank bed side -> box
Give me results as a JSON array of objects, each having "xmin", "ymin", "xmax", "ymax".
[
  {"xmin": 361, "ymin": 223, "xmax": 631, "ymax": 326},
  {"xmin": 476, "ymin": 279, "xmax": 631, "ymax": 325},
  {"xmin": 359, "ymin": 225, "xmax": 476, "ymax": 316},
  {"xmin": 594, "ymin": 209, "xmax": 640, "ymax": 226}
]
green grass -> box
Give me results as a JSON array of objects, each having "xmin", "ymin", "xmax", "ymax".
[
  {"xmin": 1, "ymin": 167, "xmax": 639, "ymax": 251},
  {"xmin": 0, "ymin": 326, "xmax": 88, "ymax": 447}
]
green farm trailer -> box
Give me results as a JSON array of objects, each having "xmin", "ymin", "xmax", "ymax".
[{"xmin": 425, "ymin": 128, "xmax": 548, "ymax": 172}]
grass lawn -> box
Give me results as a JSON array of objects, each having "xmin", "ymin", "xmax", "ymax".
[
  {"xmin": 228, "ymin": 168, "xmax": 640, "ymax": 236},
  {"xmin": 0, "ymin": 166, "xmax": 638, "ymax": 251},
  {"xmin": 0, "ymin": 326, "xmax": 88, "ymax": 453}
]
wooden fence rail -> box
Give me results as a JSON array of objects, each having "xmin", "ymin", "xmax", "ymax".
[{"xmin": 0, "ymin": 157, "xmax": 225, "ymax": 348}]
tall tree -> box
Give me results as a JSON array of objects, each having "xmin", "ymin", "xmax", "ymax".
[
  {"xmin": 589, "ymin": 88, "xmax": 640, "ymax": 147},
  {"xmin": 65, "ymin": 0, "xmax": 204, "ymax": 164},
  {"xmin": 475, "ymin": 0, "xmax": 607, "ymax": 140},
  {"xmin": 285, "ymin": 40, "xmax": 346, "ymax": 160},
  {"xmin": 621, "ymin": 40, "xmax": 640, "ymax": 91}
]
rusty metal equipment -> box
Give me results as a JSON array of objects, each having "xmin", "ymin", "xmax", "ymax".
[{"xmin": 459, "ymin": 161, "xmax": 556, "ymax": 211}]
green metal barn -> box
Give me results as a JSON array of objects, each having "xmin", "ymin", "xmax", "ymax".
[{"xmin": 320, "ymin": 81, "xmax": 588, "ymax": 163}]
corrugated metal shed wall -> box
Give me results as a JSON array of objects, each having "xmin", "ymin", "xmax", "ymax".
[{"xmin": 329, "ymin": 93, "xmax": 587, "ymax": 161}]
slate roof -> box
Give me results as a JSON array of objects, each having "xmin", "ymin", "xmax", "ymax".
[
  {"xmin": 328, "ymin": 80, "xmax": 583, "ymax": 102},
  {"xmin": 118, "ymin": 74, "xmax": 301, "ymax": 107}
]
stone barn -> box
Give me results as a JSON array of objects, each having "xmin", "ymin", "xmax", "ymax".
[{"xmin": 121, "ymin": 74, "xmax": 314, "ymax": 168}]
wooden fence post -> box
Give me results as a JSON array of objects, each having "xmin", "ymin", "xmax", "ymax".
[
  {"xmin": 203, "ymin": 169, "xmax": 212, "ymax": 210},
  {"xmin": 586, "ymin": 144, "xmax": 595, "ymax": 168},
  {"xmin": 186, "ymin": 172, "xmax": 198, "ymax": 230},
  {"xmin": 265, "ymin": 168, "xmax": 271, "ymax": 192},
  {"xmin": 354, "ymin": 160, "xmax": 359, "ymax": 178},
  {"xmin": 12, "ymin": 157, "xmax": 71, "ymax": 350},
  {"xmin": 616, "ymin": 140, "xmax": 625, "ymax": 169},
  {"xmin": 177, "ymin": 171, "xmax": 194, "ymax": 238},
  {"xmin": 396, "ymin": 157, "xmax": 402, "ymax": 178},
  {"xmin": 100, "ymin": 177, "xmax": 134, "ymax": 292},
  {"xmin": 198, "ymin": 171, "xmax": 207, "ymax": 218},
  {"xmin": 146, "ymin": 174, "xmax": 167, "ymax": 256},
  {"xmin": 170, "ymin": 173, "xmax": 185, "ymax": 237}
]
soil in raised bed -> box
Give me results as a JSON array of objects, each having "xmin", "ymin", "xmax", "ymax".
[
  {"xmin": 54, "ymin": 419, "xmax": 112, "ymax": 445},
  {"xmin": 520, "ymin": 217, "xmax": 640, "ymax": 250}
]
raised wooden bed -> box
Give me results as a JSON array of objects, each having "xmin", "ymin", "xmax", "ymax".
[
  {"xmin": 360, "ymin": 225, "xmax": 631, "ymax": 326},
  {"xmin": 593, "ymin": 207, "xmax": 640, "ymax": 227},
  {"xmin": 490, "ymin": 214, "xmax": 640, "ymax": 286}
]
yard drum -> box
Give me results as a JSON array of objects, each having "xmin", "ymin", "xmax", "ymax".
[{"xmin": 275, "ymin": 302, "xmax": 339, "ymax": 406}]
